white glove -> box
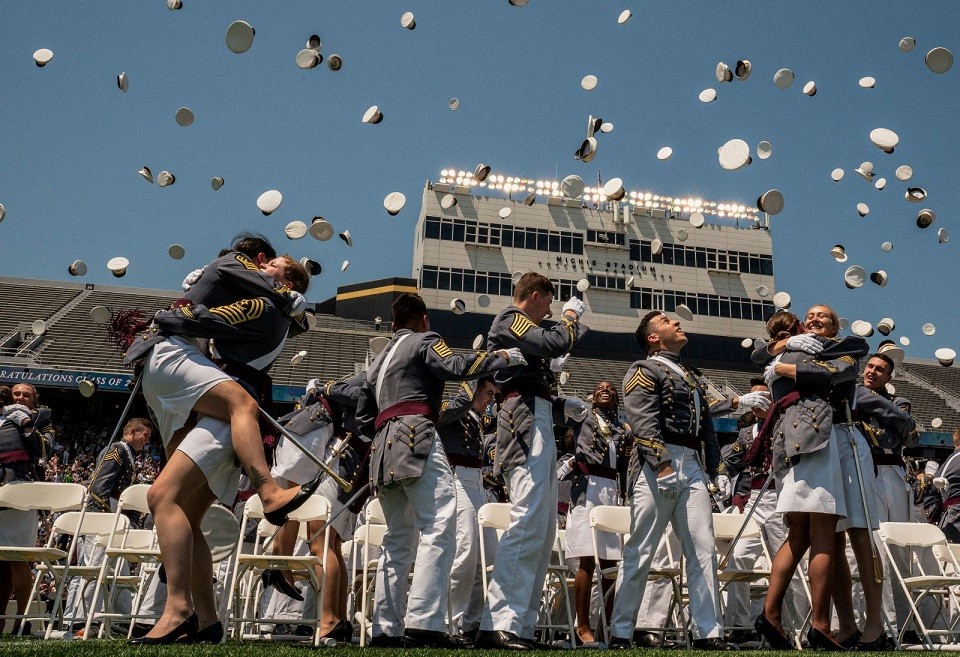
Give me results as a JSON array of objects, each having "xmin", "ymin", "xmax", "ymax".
[
  {"xmin": 561, "ymin": 297, "xmax": 586, "ymax": 320},
  {"xmin": 305, "ymin": 378, "xmax": 320, "ymax": 395},
  {"xmin": 786, "ymin": 334, "xmax": 823, "ymax": 355},
  {"xmin": 763, "ymin": 363, "xmax": 778, "ymax": 388},
  {"xmin": 738, "ymin": 391, "xmax": 772, "ymax": 412},
  {"xmin": 549, "ymin": 353, "xmax": 570, "ymax": 372},
  {"xmin": 657, "ymin": 471, "xmax": 681, "ymax": 501},
  {"xmin": 502, "ymin": 348, "xmax": 527, "ymax": 367},
  {"xmin": 563, "ymin": 397, "xmax": 590, "ymax": 422},
  {"xmin": 934, "ymin": 477, "xmax": 949, "ymax": 492},
  {"xmin": 925, "ymin": 461, "xmax": 941, "ymax": 477},
  {"xmin": 3, "ymin": 405, "xmax": 31, "ymax": 427},
  {"xmin": 181, "ymin": 267, "xmax": 205, "ymax": 292},
  {"xmin": 715, "ymin": 474, "xmax": 732, "ymax": 500},
  {"xmin": 287, "ymin": 291, "xmax": 307, "ymax": 317}
]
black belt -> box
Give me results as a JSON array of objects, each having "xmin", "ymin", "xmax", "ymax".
[
  {"xmin": 448, "ymin": 453, "xmax": 484, "ymax": 469},
  {"xmin": 663, "ymin": 433, "xmax": 701, "ymax": 451},
  {"xmin": 577, "ymin": 461, "xmax": 618, "ymax": 480}
]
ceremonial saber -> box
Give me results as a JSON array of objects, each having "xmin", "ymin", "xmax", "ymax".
[
  {"xmin": 718, "ymin": 471, "xmax": 775, "ymax": 570},
  {"xmin": 107, "ymin": 375, "xmax": 143, "ymax": 443},
  {"xmin": 844, "ymin": 400, "xmax": 883, "ymax": 584},
  {"xmin": 262, "ymin": 483, "xmax": 371, "ymax": 552},
  {"xmin": 258, "ymin": 406, "xmax": 352, "ymax": 492}
]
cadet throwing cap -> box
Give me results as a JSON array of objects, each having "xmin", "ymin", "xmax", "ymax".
[
  {"xmin": 362, "ymin": 106, "xmax": 383, "ymax": 124},
  {"xmin": 870, "ymin": 128, "xmax": 899, "ymax": 153},
  {"xmin": 285, "ymin": 221, "xmax": 307, "ymax": 239},
  {"xmin": 758, "ymin": 189, "xmax": 784, "ymax": 215},
  {"xmin": 936, "ymin": 348, "xmax": 956, "ymax": 366},
  {"xmin": 657, "ymin": 146, "xmax": 673, "ymax": 160},
  {"xmin": 844, "ymin": 265, "xmax": 866, "ymax": 288},
  {"xmin": 926, "ymin": 47, "xmax": 953, "ymax": 74},
  {"xmin": 90, "ymin": 306, "xmax": 111, "ymax": 324},
  {"xmin": 675, "ymin": 304, "xmax": 694, "ymax": 321},
  {"xmin": 211, "ymin": 177, "xmax": 224, "ymax": 190},
  {"xmin": 68, "ymin": 260, "xmax": 87, "ymax": 276},
  {"xmin": 450, "ymin": 298, "xmax": 466, "ymax": 315},
  {"xmin": 33, "ymin": 48, "xmax": 53, "ymax": 67},
  {"xmin": 107, "ymin": 256, "xmax": 129, "ymax": 277},
  {"xmin": 309, "ymin": 217, "xmax": 333, "ymax": 241},
  {"xmin": 899, "ymin": 37, "xmax": 916, "ymax": 53},
  {"xmin": 581, "ymin": 74, "xmax": 598, "ymax": 91},
  {"xmin": 257, "ymin": 189, "xmax": 282, "ymax": 215},
  {"xmin": 400, "ymin": 11, "xmax": 416, "ymax": 29},
  {"xmin": 168, "ymin": 244, "xmax": 185, "ymax": 259},
  {"xmin": 175, "ymin": 107, "xmax": 194, "ymax": 127},
  {"xmin": 923, "ymin": 323, "xmax": 936, "ymax": 336},
  {"xmin": 440, "ymin": 194, "xmax": 457, "ymax": 209},
  {"xmin": 773, "ymin": 68, "xmax": 794, "ymax": 89},
  {"xmin": 384, "ymin": 192, "xmax": 406, "ymax": 215},
  {"xmin": 773, "ymin": 291, "xmax": 791, "ymax": 308},
  {"xmin": 117, "ymin": 71, "xmax": 129, "ymax": 92},
  {"xmin": 226, "ymin": 20, "xmax": 255, "ymax": 54}
]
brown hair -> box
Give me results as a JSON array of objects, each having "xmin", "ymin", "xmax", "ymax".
[
  {"xmin": 0, "ymin": 386, "xmax": 10, "ymax": 407},
  {"xmin": 276, "ymin": 255, "xmax": 310, "ymax": 294},
  {"xmin": 766, "ymin": 311, "xmax": 801, "ymax": 341},
  {"xmin": 513, "ymin": 272, "xmax": 555, "ymax": 303},
  {"xmin": 123, "ymin": 418, "xmax": 153, "ymax": 437}
]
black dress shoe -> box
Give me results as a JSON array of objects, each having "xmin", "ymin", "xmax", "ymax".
[
  {"xmin": 476, "ymin": 629, "xmax": 533, "ymax": 650},
  {"xmin": 261, "ymin": 569, "xmax": 304, "ymax": 601},
  {"xmin": 901, "ymin": 630, "xmax": 922, "ymax": 645},
  {"xmin": 320, "ymin": 619, "xmax": 353, "ymax": 643},
  {"xmin": 369, "ymin": 634, "xmax": 405, "ymax": 647},
  {"xmin": 449, "ymin": 632, "xmax": 475, "ymax": 648},
  {"xmin": 185, "ymin": 621, "xmax": 224, "ymax": 644},
  {"xmin": 608, "ymin": 636, "xmax": 633, "ymax": 650},
  {"xmin": 807, "ymin": 627, "xmax": 846, "ymax": 651},
  {"xmin": 692, "ymin": 637, "xmax": 737, "ymax": 650},
  {"xmin": 755, "ymin": 614, "xmax": 795, "ymax": 650},
  {"xmin": 635, "ymin": 630, "xmax": 680, "ymax": 649},
  {"xmin": 130, "ymin": 622, "xmax": 153, "ymax": 639},
  {"xmin": 854, "ymin": 633, "xmax": 894, "ymax": 652},
  {"xmin": 839, "ymin": 629, "xmax": 862, "ymax": 649},
  {"xmin": 403, "ymin": 628, "xmax": 462, "ymax": 648},
  {"xmin": 263, "ymin": 473, "xmax": 324, "ymax": 526},
  {"xmin": 727, "ymin": 629, "xmax": 759, "ymax": 644},
  {"xmin": 128, "ymin": 613, "xmax": 199, "ymax": 645}
]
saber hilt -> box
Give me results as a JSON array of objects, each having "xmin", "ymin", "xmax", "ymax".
[{"xmin": 258, "ymin": 406, "xmax": 352, "ymax": 492}]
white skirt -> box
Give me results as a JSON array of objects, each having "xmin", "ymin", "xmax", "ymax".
[
  {"xmin": 142, "ymin": 336, "xmax": 232, "ymax": 443},
  {"xmin": 177, "ymin": 415, "xmax": 242, "ymax": 505},
  {"xmin": 0, "ymin": 508, "xmax": 38, "ymax": 547},
  {"xmin": 776, "ymin": 426, "xmax": 847, "ymax": 518},
  {"xmin": 564, "ymin": 474, "xmax": 622, "ymax": 560},
  {"xmin": 836, "ymin": 424, "xmax": 879, "ymax": 531}
]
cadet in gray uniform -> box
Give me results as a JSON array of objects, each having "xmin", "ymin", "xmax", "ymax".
[
  {"xmin": 856, "ymin": 353, "xmax": 918, "ymax": 640},
  {"xmin": 608, "ymin": 311, "xmax": 732, "ymax": 650},
  {"xmin": 356, "ymin": 293, "xmax": 523, "ymax": 648},
  {"xmin": 933, "ymin": 429, "xmax": 960, "ymax": 543},
  {"xmin": 477, "ymin": 272, "xmax": 589, "ymax": 651},
  {"xmin": 437, "ymin": 377, "xmax": 498, "ymax": 642}
]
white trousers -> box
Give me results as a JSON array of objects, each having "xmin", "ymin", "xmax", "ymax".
[
  {"xmin": 611, "ymin": 445, "xmax": 722, "ymax": 640},
  {"xmin": 874, "ymin": 464, "xmax": 912, "ymax": 633},
  {"xmin": 634, "ymin": 531, "xmax": 679, "ymax": 631},
  {"xmin": 449, "ymin": 466, "xmax": 497, "ymax": 634},
  {"xmin": 373, "ymin": 438, "xmax": 457, "ymax": 635},
  {"xmin": 481, "ymin": 397, "xmax": 558, "ymax": 638},
  {"xmin": 64, "ymin": 533, "xmax": 132, "ymax": 625}
]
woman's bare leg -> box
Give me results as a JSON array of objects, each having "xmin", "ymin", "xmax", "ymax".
[
  {"xmin": 847, "ymin": 528, "xmax": 885, "ymax": 642},
  {"xmin": 182, "ymin": 484, "xmax": 218, "ymax": 630},
  {"xmin": 808, "ymin": 513, "xmax": 840, "ymax": 636},
  {"xmin": 832, "ymin": 532, "xmax": 859, "ymax": 642},
  {"xmin": 307, "ymin": 519, "xmax": 343, "ymax": 636},
  {"xmin": 764, "ymin": 512, "xmax": 811, "ymax": 635},
  {"xmin": 574, "ymin": 556, "xmax": 597, "ymax": 643}
]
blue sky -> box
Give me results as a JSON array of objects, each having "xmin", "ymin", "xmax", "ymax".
[{"xmin": 0, "ymin": 2, "xmax": 957, "ymax": 358}]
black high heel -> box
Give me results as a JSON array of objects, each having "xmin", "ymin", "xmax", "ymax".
[
  {"xmin": 262, "ymin": 569, "xmax": 304, "ymax": 601},
  {"xmin": 807, "ymin": 627, "xmax": 846, "ymax": 651},
  {"xmin": 319, "ymin": 619, "xmax": 353, "ymax": 643},
  {"xmin": 128, "ymin": 613, "xmax": 198, "ymax": 645},
  {"xmin": 839, "ymin": 629, "xmax": 862, "ymax": 649},
  {"xmin": 755, "ymin": 614, "xmax": 795, "ymax": 650},
  {"xmin": 186, "ymin": 621, "xmax": 224, "ymax": 644},
  {"xmin": 263, "ymin": 473, "xmax": 324, "ymax": 526}
]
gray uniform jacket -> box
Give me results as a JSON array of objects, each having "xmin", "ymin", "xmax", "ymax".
[
  {"xmin": 486, "ymin": 306, "xmax": 588, "ymax": 475},
  {"xmin": 87, "ymin": 441, "xmax": 136, "ymax": 512},
  {"xmin": 622, "ymin": 350, "xmax": 720, "ymax": 493},
  {"xmin": 0, "ymin": 407, "xmax": 54, "ymax": 484},
  {"xmin": 766, "ymin": 335, "xmax": 868, "ymax": 473},
  {"xmin": 356, "ymin": 329, "xmax": 511, "ymax": 489},
  {"xmin": 718, "ymin": 424, "xmax": 770, "ymax": 489},
  {"xmin": 854, "ymin": 385, "xmax": 917, "ymax": 456},
  {"xmin": 569, "ymin": 406, "xmax": 629, "ymax": 503},
  {"xmin": 936, "ymin": 451, "xmax": 960, "ymax": 542},
  {"xmin": 438, "ymin": 382, "xmax": 486, "ymax": 466}
]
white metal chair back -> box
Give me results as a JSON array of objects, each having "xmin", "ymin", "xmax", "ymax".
[
  {"xmin": 477, "ymin": 502, "xmax": 513, "ymax": 596},
  {"xmin": 0, "ymin": 480, "xmax": 86, "ymax": 511},
  {"xmin": 357, "ymin": 498, "xmax": 389, "ymax": 647}
]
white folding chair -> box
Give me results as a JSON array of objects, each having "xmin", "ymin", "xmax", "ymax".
[
  {"xmin": 589, "ymin": 505, "xmax": 628, "ymax": 643},
  {"xmin": 542, "ymin": 527, "xmax": 576, "ymax": 644},
  {"xmin": 356, "ymin": 498, "xmax": 387, "ymax": 647},
  {"xmin": 879, "ymin": 521, "xmax": 960, "ymax": 648},
  {"xmin": 0, "ymin": 481, "xmax": 87, "ymax": 637},
  {"xmin": 712, "ymin": 512, "xmax": 773, "ymax": 639},
  {"xmin": 477, "ymin": 502, "xmax": 512, "ymax": 595},
  {"xmin": 226, "ymin": 494, "xmax": 330, "ymax": 646}
]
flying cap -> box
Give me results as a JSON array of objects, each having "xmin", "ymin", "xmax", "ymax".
[
  {"xmin": 676, "ymin": 228, "xmax": 689, "ymax": 242},
  {"xmin": 870, "ymin": 270, "xmax": 888, "ymax": 287},
  {"xmin": 211, "ymin": 177, "xmax": 224, "ymax": 190},
  {"xmin": 689, "ymin": 211, "xmax": 705, "ymax": 228},
  {"xmin": 870, "ymin": 128, "xmax": 899, "ymax": 153},
  {"xmin": 296, "ymin": 49, "xmax": 321, "ymax": 70},
  {"xmin": 859, "ymin": 76, "xmax": 876, "ymax": 88},
  {"xmin": 757, "ymin": 141, "xmax": 772, "ymax": 159},
  {"xmin": 900, "ymin": 336, "xmax": 910, "ymax": 346},
  {"xmin": 440, "ymin": 194, "xmax": 457, "ymax": 209},
  {"xmin": 657, "ymin": 146, "xmax": 673, "ymax": 160},
  {"xmin": 300, "ymin": 258, "xmax": 321, "ymax": 276},
  {"xmin": 139, "ymin": 167, "xmax": 153, "ymax": 183},
  {"xmin": 499, "ymin": 207, "xmax": 512, "ymax": 219},
  {"xmin": 734, "ymin": 59, "xmax": 751, "ymax": 81},
  {"xmin": 400, "ymin": 11, "xmax": 416, "ymax": 29},
  {"xmin": 475, "ymin": 163, "xmax": 492, "ymax": 182},
  {"xmin": 926, "ymin": 47, "xmax": 954, "ymax": 74},
  {"xmin": 844, "ymin": 265, "xmax": 866, "ymax": 288},
  {"xmin": 68, "ymin": 260, "xmax": 87, "ymax": 276},
  {"xmin": 78, "ymin": 379, "xmax": 97, "ymax": 398},
  {"xmin": 905, "ymin": 187, "xmax": 927, "ymax": 202},
  {"xmin": 875, "ymin": 177, "xmax": 887, "ymax": 190},
  {"xmin": 850, "ymin": 320, "xmax": 874, "ymax": 337},
  {"xmin": 33, "ymin": 48, "xmax": 54, "ymax": 67},
  {"xmin": 698, "ymin": 88, "xmax": 717, "ymax": 103},
  {"xmin": 601, "ymin": 177, "xmax": 625, "ymax": 201},
  {"xmin": 560, "ymin": 175, "xmax": 585, "ymax": 198},
  {"xmin": 580, "ymin": 74, "xmax": 598, "ymax": 91},
  {"xmin": 309, "ymin": 217, "xmax": 334, "ymax": 241},
  {"xmin": 923, "ymin": 323, "xmax": 936, "ymax": 336},
  {"xmin": 117, "ymin": 72, "xmax": 129, "ymax": 92},
  {"xmin": 773, "ymin": 68, "xmax": 794, "ymax": 89},
  {"xmin": 339, "ymin": 230, "xmax": 353, "ymax": 246},
  {"xmin": 362, "ymin": 106, "xmax": 383, "ymax": 124},
  {"xmin": 932, "ymin": 418, "xmax": 944, "ymax": 429},
  {"xmin": 675, "ymin": 304, "xmax": 694, "ymax": 321},
  {"xmin": 90, "ymin": 306, "xmax": 111, "ymax": 324},
  {"xmin": 472, "ymin": 334, "xmax": 485, "ymax": 350},
  {"xmin": 773, "ymin": 291, "xmax": 791, "ymax": 309},
  {"xmin": 877, "ymin": 340, "xmax": 905, "ymax": 367},
  {"xmin": 167, "ymin": 0, "xmax": 182, "ymax": 9},
  {"xmin": 327, "ymin": 54, "xmax": 342, "ymax": 71},
  {"xmin": 31, "ymin": 320, "xmax": 46, "ymax": 335},
  {"xmin": 576, "ymin": 279, "xmax": 590, "ymax": 293},
  {"xmin": 916, "ymin": 208, "xmax": 935, "ymax": 228},
  {"xmin": 877, "ymin": 318, "xmax": 895, "ymax": 335},
  {"xmin": 938, "ymin": 227, "xmax": 949, "ymax": 243},
  {"xmin": 175, "ymin": 107, "xmax": 194, "ymax": 127},
  {"xmin": 830, "ymin": 244, "xmax": 847, "ymax": 262},
  {"xmin": 895, "ymin": 165, "xmax": 913, "ymax": 181},
  {"xmin": 384, "ymin": 192, "xmax": 406, "ymax": 215},
  {"xmin": 757, "ymin": 189, "xmax": 784, "ymax": 215},
  {"xmin": 600, "ymin": 122, "xmax": 614, "ymax": 133},
  {"xmin": 617, "ymin": 9, "xmax": 632, "ymax": 24},
  {"xmin": 831, "ymin": 168, "xmax": 844, "ymax": 181},
  {"xmin": 225, "ymin": 20, "xmax": 256, "ymax": 54},
  {"xmin": 857, "ymin": 202, "xmax": 869, "ymax": 217},
  {"xmin": 899, "ymin": 37, "xmax": 916, "ymax": 53},
  {"xmin": 306, "ymin": 34, "xmax": 322, "ymax": 50},
  {"xmin": 285, "ymin": 221, "xmax": 307, "ymax": 239},
  {"xmin": 559, "ymin": 371, "xmax": 570, "ymax": 386},
  {"xmin": 715, "ymin": 62, "xmax": 732, "ymax": 83},
  {"xmin": 718, "ymin": 139, "xmax": 750, "ymax": 170},
  {"xmin": 157, "ymin": 171, "xmax": 175, "ymax": 187},
  {"xmin": 450, "ymin": 298, "xmax": 466, "ymax": 315},
  {"xmin": 257, "ymin": 190, "xmax": 282, "ymax": 215},
  {"xmin": 290, "ymin": 350, "xmax": 308, "ymax": 365},
  {"xmin": 650, "ymin": 238, "xmax": 663, "ymax": 255},
  {"xmin": 741, "ymin": 338, "xmax": 753, "ymax": 349},
  {"xmin": 370, "ymin": 336, "xmax": 390, "ymax": 356},
  {"xmin": 523, "ymin": 191, "xmax": 536, "ymax": 206},
  {"xmin": 756, "ymin": 285, "xmax": 769, "ymax": 297},
  {"xmin": 576, "ymin": 137, "xmax": 598, "ymax": 162},
  {"xmin": 107, "ymin": 256, "xmax": 129, "ymax": 277},
  {"xmin": 803, "ymin": 81, "xmax": 817, "ymax": 96},
  {"xmin": 881, "ymin": 241, "xmax": 893, "ymax": 252},
  {"xmin": 168, "ymin": 244, "xmax": 185, "ymax": 259},
  {"xmin": 340, "ymin": 260, "xmax": 349, "ymax": 272},
  {"xmin": 855, "ymin": 162, "xmax": 874, "ymax": 180},
  {"xmin": 935, "ymin": 348, "xmax": 956, "ymax": 367}
]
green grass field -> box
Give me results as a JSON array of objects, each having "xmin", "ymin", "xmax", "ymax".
[{"xmin": 0, "ymin": 639, "xmax": 903, "ymax": 656}]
